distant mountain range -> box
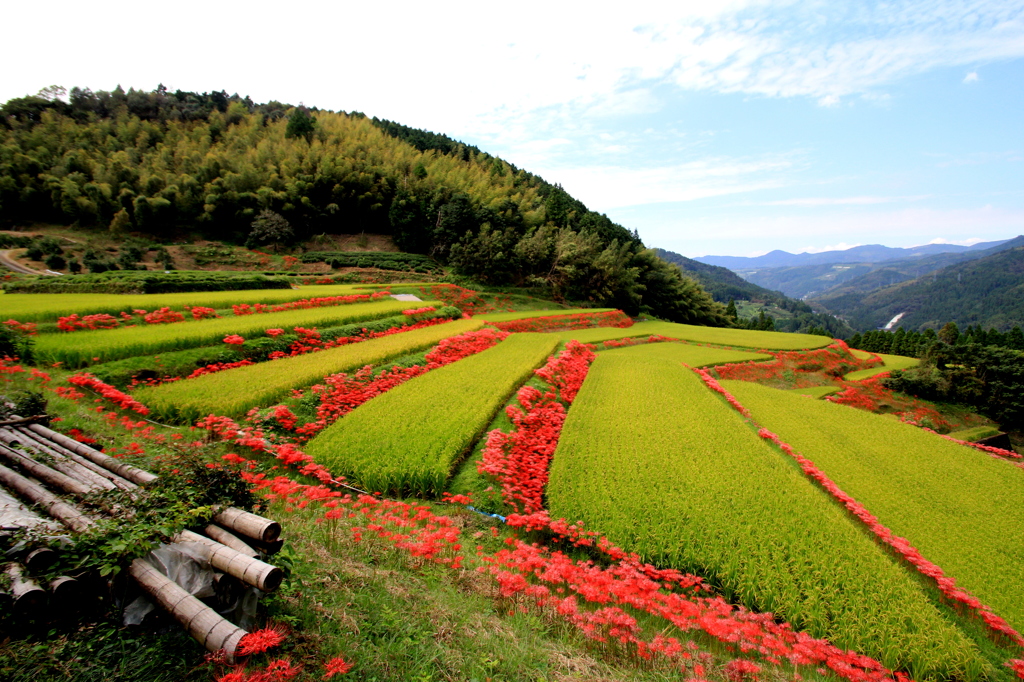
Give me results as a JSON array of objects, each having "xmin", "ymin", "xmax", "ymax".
[
  {"xmin": 812, "ymin": 245, "xmax": 1024, "ymax": 331},
  {"xmin": 696, "ymin": 239, "xmax": 1010, "ymax": 270},
  {"xmin": 653, "ymin": 248, "xmax": 855, "ymax": 337}
]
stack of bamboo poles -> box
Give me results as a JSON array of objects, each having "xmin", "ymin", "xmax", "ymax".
[{"xmin": 0, "ymin": 415, "xmax": 285, "ymax": 662}]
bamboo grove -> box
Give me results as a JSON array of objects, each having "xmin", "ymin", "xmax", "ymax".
[{"xmin": 0, "ymin": 86, "xmax": 726, "ymax": 323}]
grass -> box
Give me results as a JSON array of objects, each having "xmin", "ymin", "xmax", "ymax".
[
  {"xmin": 474, "ymin": 308, "xmax": 616, "ymax": 322},
  {"xmin": 547, "ymin": 347, "xmax": 987, "ymax": 679},
  {"xmin": 135, "ymin": 318, "xmax": 483, "ymax": 423},
  {"xmin": 724, "ymin": 379, "xmax": 1024, "ymax": 634},
  {"xmin": 34, "ymin": 299, "xmax": 425, "ymax": 367},
  {"xmin": 843, "ymin": 353, "xmax": 920, "ymax": 381},
  {"xmin": 305, "ymin": 333, "xmax": 559, "ymax": 496},
  {"xmin": 0, "ymin": 283, "xmax": 376, "ymax": 322}
]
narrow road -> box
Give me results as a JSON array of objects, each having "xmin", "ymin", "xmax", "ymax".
[{"xmin": 0, "ymin": 250, "xmax": 54, "ymax": 275}]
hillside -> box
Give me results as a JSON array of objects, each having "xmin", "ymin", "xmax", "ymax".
[
  {"xmin": 733, "ymin": 236, "xmax": 1024, "ymax": 299},
  {"xmin": 654, "ymin": 248, "xmax": 854, "ymax": 336},
  {"xmin": 0, "ymin": 86, "xmax": 726, "ymax": 326},
  {"xmin": 812, "ymin": 245, "xmax": 1024, "ymax": 331}
]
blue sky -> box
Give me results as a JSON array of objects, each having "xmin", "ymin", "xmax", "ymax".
[{"xmin": 4, "ymin": 0, "xmax": 1022, "ymax": 257}]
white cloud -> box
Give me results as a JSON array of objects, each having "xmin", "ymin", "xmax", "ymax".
[
  {"xmin": 926, "ymin": 237, "xmax": 985, "ymax": 245},
  {"xmin": 963, "ymin": 71, "xmax": 980, "ymax": 83}
]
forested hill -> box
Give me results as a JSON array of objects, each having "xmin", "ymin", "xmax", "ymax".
[
  {"xmin": 812, "ymin": 246, "xmax": 1024, "ymax": 331},
  {"xmin": 0, "ymin": 86, "xmax": 727, "ymax": 325}
]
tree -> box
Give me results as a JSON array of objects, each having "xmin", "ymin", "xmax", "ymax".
[
  {"xmin": 938, "ymin": 321, "xmax": 960, "ymax": 345},
  {"xmin": 285, "ymin": 107, "xmax": 317, "ymax": 143},
  {"xmin": 246, "ymin": 210, "xmax": 294, "ymax": 251},
  {"xmin": 725, "ymin": 298, "xmax": 738, "ymax": 321}
]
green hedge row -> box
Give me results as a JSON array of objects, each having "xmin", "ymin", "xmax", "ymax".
[
  {"xmin": 301, "ymin": 251, "xmax": 441, "ymax": 273},
  {"xmin": 3, "ymin": 271, "xmax": 293, "ymax": 294}
]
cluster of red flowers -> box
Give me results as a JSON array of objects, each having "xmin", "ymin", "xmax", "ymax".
[
  {"xmin": 715, "ymin": 343, "xmax": 876, "ymax": 387},
  {"xmin": 144, "ymin": 307, "xmax": 186, "ymax": 324},
  {"xmin": 289, "ymin": 329, "xmax": 509, "ymax": 439},
  {"xmin": 418, "ymin": 284, "xmax": 501, "ymax": 315},
  {"xmin": 57, "ymin": 313, "xmax": 122, "ymax": 331},
  {"xmin": 186, "ymin": 306, "xmax": 219, "ymax": 320},
  {"xmin": 4, "ymin": 319, "xmax": 38, "ymax": 335},
  {"xmin": 692, "ymin": 369, "xmax": 1024, "ymax": 654},
  {"xmin": 224, "ymin": 335, "xmax": 246, "ymax": 345},
  {"xmin": 231, "ymin": 292, "xmax": 389, "ymax": 316},
  {"xmin": 401, "ymin": 306, "xmax": 436, "ymax": 316},
  {"xmin": 54, "ymin": 385, "xmax": 86, "ymax": 400},
  {"xmin": 67, "ymin": 373, "xmax": 150, "ymax": 415},
  {"xmin": 477, "ymin": 342, "xmax": 596, "ymax": 513},
  {"xmin": 282, "ymin": 255, "xmax": 300, "ymax": 269},
  {"xmin": 187, "ymin": 360, "xmax": 255, "ymax": 379},
  {"xmin": 925, "ymin": 428, "xmax": 1024, "ymax": 466},
  {"xmin": 601, "ymin": 334, "xmax": 678, "ymax": 350},
  {"xmin": 491, "ymin": 310, "xmax": 633, "ymax": 333},
  {"xmin": 827, "ymin": 376, "xmax": 954, "ymax": 431}
]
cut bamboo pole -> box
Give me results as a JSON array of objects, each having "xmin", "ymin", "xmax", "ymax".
[
  {"xmin": 5, "ymin": 562, "xmax": 47, "ymax": 613},
  {"xmin": 174, "ymin": 530, "xmax": 283, "ymax": 592},
  {"xmin": 0, "ymin": 464, "xmax": 96, "ymax": 533},
  {"xmin": 49, "ymin": 575, "xmax": 84, "ymax": 605},
  {"xmin": 22, "ymin": 422, "xmax": 157, "ymax": 486},
  {"xmin": 213, "ymin": 508, "xmax": 280, "ymax": 543},
  {"xmin": 129, "ymin": 557, "xmax": 246, "ymax": 662},
  {"xmin": 203, "ymin": 524, "xmax": 258, "ymax": 558},
  {"xmin": 23, "ymin": 547, "xmax": 58, "ymax": 572},
  {"xmin": 0, "ymin": 443, "xmax": 94, "ymax": 498},
  {"xmin": 8, "ymin": 428, "xmax": 125, "ymax": 491}
]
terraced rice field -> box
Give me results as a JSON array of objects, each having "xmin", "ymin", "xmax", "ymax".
[
  {"xmin": 475, "ymin": 308, "xmax": 613, "ymax": 322},
  {"xmin": 548, "ymin": 345, "xmax": 987, "ymax": 678},
  {"xmin": 843, "ymin": 352, "xmax": 920, "ymax": 381},
  {"xmin": 724, "ymin": 380, "xmax": 1024, "ymax": 633},
  {"xmin": 556, "ymin": 320, "xmax": 833, "ymax": 350},
  {"xmin": 35, "ymin": 299, "xmax": 427, "ymax": 367},
  {"xmin": 602, "ymin": 340, "xmax": 772, "ymax": 366},
  {"xmin": 0, "ymin": 283, "xmax": 374, "ymax": 322},
  {"xmin": 136, "ymin": 318, "xmax": 483, "ymax": 423},
  {"xmin": 305, "ymin": 333, "xmax": 559, "ymax": 496}
]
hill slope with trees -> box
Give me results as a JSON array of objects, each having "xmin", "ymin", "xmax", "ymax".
[
  {"xmin": 812, "ymin": 246, "xmax": 1024, "ymax": 331},
  {"xmin": 0, "ymin": 86, "xmax": 726, "ymax": 325}
]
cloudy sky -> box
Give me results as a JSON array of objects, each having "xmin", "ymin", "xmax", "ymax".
[{"xmin": 4, "ymin": 0, "xmax": 1023, "ymax": 257}]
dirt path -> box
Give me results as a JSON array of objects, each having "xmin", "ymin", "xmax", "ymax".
[{"xmin": 0, "ymin": 250, "xmax": 52, "ymax": 275}]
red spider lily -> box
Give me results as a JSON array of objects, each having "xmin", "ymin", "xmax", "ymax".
[
  {"xmin": 492, "ymin": 310, "xmax": 632, "ymax": 333},
  {"xmin": 144, "ymin": 307, "xmax": 185, "ymax": 324},
  {"xmin": 224, "ymin": 334, "xmax": 246, "ymax": 345},
  {"xmin": 237, "ymin": 626, "xmax": 287, "ymax": 655},
  {"xmin": 67, "ymin": 373, "xmax": 149, "ymax": 415},
  {"xmin": 4, "ymin": 319, "xmax": 37, "ymax": 335},
  {"xmin": 56, "ymin": 313, "xmax": 121, "ymax": 332},
  {"xmin": 322, "ymin": 656, "xmax": 354, "ymax": 677},
  {"xmin": 928, "ymin": 428, "xmax": 1023, "ymax": 462},
  {"xmin": 265, "ymin": 328, "xmax": 285, "ymax": 337},
  {"xmin": 188, "ymin": 306, "xmax": 219, "ymax": 320},
  {"xmin": 187, "ymin": 360, "xmax": 255, "ymax": 379},
  {"xmin": 402, "ymin": 306, "xmax": 436, "ymax": 315}
]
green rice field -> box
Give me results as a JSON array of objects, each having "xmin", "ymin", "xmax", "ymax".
[
  {"xmin": 135, "ymin": 318, "xmax": 483, "ymax": 423},
  {"xmin": 548, "ymin": 346, "xmax": 987, "ymax": 678},
  {"xmin": 602, "ymin": 339, "xmax": 772, "ymax": 366},
  {"xmin": 475, "ymin": 308, "xmax": 615, "ymax": 322},
  {"xmin": 843, "ymin": 352, "xmax": 920, "ymax": 381},
  {"xmin": 725, "ymin": 380, "xmax": 1024, "ymax": 633},
  {"xmin": 0, "ymin": 284, "xmax": 375, "ymax": 322},
  {"xmin": 305, "ymin": 333, "xmax": 559, "ymax": 496},
  {"xmin": 35, "ymin": 299, "xmax": 429, "ymax": 367}
]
